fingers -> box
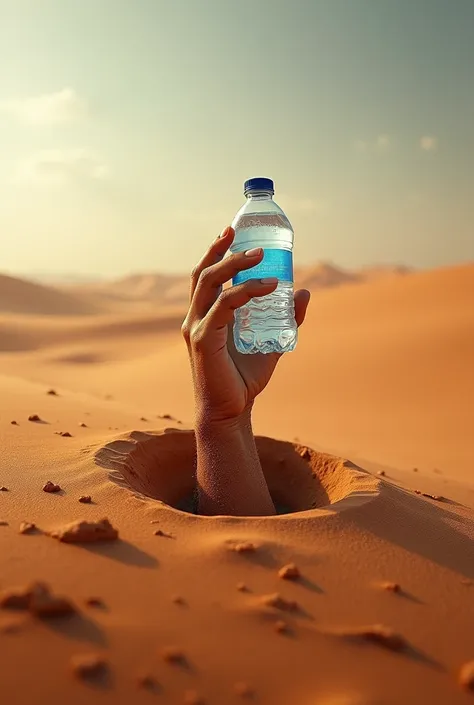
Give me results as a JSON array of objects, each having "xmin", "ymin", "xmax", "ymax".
[
  {"xmin": 294, "ymin": 289, "xmax": 311, "ymax": 327},
  {"xmin": 190, "ymin": 247, "xmax": 265, "ymax": 318},
  {"xmin": 189, "ymin": 226, "xmax": 234, "ymax": 302},
  {"xmin": 195, "ymin": 278, "xmax": 279, "ymax": 343}
]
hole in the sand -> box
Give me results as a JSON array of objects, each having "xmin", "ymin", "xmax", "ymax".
[{"xmin": 95, "ymin": 429, "xmax": 367, "ymax": 517}]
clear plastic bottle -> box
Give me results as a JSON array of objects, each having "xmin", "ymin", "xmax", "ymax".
[{"xmin": 231, "ymin": 177, "xmax": 297, "ymax": 354}]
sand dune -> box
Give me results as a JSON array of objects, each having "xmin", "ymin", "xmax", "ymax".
[
  {"xmin": 0, "ymin": 273, "xmax": 101, "ymax": 316},
  {"xmin": 1, "ymin": 261, "xmax": 473, "ymax": 704}
]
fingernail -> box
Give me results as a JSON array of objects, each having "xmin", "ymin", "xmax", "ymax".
[
  {"xmin": 260, "ymin": 277, "xmax": 278, "ymax": 284},
  {"xmin": 245, "ymin": 247, "xmax": 262, "ymax": 257}
]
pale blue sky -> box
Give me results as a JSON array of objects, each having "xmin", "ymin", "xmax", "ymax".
[{"xmin": 0, "ymin": 0, "xmax": 473, "ymax": 277}]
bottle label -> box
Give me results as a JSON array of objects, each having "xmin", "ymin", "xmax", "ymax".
[{"xmin": 232, "ymin": 249, "xmax": 293, "ymax": 285}]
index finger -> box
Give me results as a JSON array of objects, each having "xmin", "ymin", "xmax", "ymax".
[{"xmin": 189, "ymin": 226, "xmax": 234, "ymax": 302}]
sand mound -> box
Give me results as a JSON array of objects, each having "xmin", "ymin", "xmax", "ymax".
[
  {"xmin": 0, "ymin": 273, "xmax": 100, "ymax": 316},
  {"xmin": 94, "ymin": 429, "xmax": 378, "ymax": 516}
]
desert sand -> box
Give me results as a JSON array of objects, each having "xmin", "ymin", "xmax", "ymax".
[{"xmin": 1, "ymin": 262, "xmax": 473, "ymax": 704}]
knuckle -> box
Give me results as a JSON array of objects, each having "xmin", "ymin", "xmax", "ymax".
[
  {"xmin": 190, "ymin": 264, "xmax": 201, "ymax": 282},
  {"xmin": 190, "ymin": 322, "xmax": 207, "ymax": 351},
  {"xmin": 181, "ymin": 319, "xmax": 191, "ymax": 342},
  {"xmin": 198, "ymin": 266, "xmax": 214, "ymax": 286}
]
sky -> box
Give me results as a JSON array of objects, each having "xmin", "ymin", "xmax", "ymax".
[{"xmin": 0, "ymin": 0, "xmax": 473, "ymax": 278}]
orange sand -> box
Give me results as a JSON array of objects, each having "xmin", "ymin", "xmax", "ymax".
[{"xmin": 0, "ymin": 262, "xmax": 473, "ymax": 704}]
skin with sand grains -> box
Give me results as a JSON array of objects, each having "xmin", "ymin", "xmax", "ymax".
[{"xmin": 182, "ymin": 225, "xmax": 311, "ymax": 516}]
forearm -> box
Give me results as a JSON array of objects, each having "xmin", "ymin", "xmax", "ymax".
[{"xmin": 195, "ymin": 408, "xmax": 276, "ymax": 516}]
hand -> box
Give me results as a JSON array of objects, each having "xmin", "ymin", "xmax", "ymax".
[{"xmin": 182, "ymin": 226, "xmax": 311, "ymax": 426}]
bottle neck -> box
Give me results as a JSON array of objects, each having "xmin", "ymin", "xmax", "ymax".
[{"xmin": 246, "ymin": 190, "xmax": 273, "ymax": 201}]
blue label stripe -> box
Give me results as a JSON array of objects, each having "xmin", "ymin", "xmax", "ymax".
[{"xmin": 233, "ymin": 249, "xmax": 293, "ymax": 285}]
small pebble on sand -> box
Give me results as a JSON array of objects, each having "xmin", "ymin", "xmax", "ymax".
[
  {"xmin": 234, "ymin": 682, "xmax": 254, "ymax": 698},
  {"xmin": 261, "ymin": 593, "xmax": 298, "ymax": 612},
  {"xmin": 47, "ymin": 389, "xmax": 58, "ymax": 396},
  {"xmin": 377, "ymin": 470, "xmax": 386, "ymax": 476},
  {"xmin": 275, "ymin": 620, "xmax": 289, "ymax": 634},
  {"xmin": 161, "ymin": 646, "xmax": 185, "ymax": 664},
  {"xmin": 413, "ymin": 467, "xmax": 418, "ymax": 472},
  {"xmin": 28, "ymin": 414, "xmax": 42, "ymax": 422},
  {"xmin": 158, "ymin": 413, "xmax": 173, "ymax": 420},
  {"xmin": 79, "ymin": 422, "xmax": 88, "ymax": 428},
  {"xmin": 78, "ymin": 495, "xmax": 92, "ymax": 504},
  {"xmin": 172, "ymin": 595, "xmax": 186, "ymax": 605},
  {"xmin": 459, "ymin": 661, "xmax": 474, "ymax": 691},
  {"xmin": 278, "ymin": 563, "xmax": 300, "ymax": 580},
  {"xmin": 49, "ymin": 518, "xmax": 118, "ymax": 543},
  {"xmin": 422, "ymin": 492, "xmax": 444, "ymax": 501},
  {"xmin": 337, "ymin": 624, "xmax": 407, "ymax": 652},
  {"xmin": 137, "ymin": 674, "xmax": 157, "ymax": 690},
  {"xmin": 381, "ymin": 581, "xmax": 401, "ymax": 593},
  {"xmin": 11, "ymin": 420, "xmax": 18, "ymax": 425},
  {"xmin": 231, "ymin": 541, "xmax": 257, "ymax": 553},
  {"xmin": 60, "ymin": 431, "xmax": 72, "ymax": 437},
  {"xmin": 140, "ymin": 417, "xmax": 148, "ymax": 422},
  {"xmin": 154, "ymin": 529, "xmax": 174, "ymax": 538},
  {"xmin": 1, "ymin": 581, "xmax": 75, "ymax": 617},
  {"xmin": 237, "ymin": 582, "xmax": 248, "ymax": 592},
  {"xmin": 19, "ymin": 521, "xmax": 36, "ymax": 534},
  {"xmin": 71, "ymin": 653, "xmax": 108, "ymax": 679},
  {"xmin": 0, "ymin": 521, "xmax": 8, "ymax": 526},
  {"xmin": 0, "ymin": 486, "xmax": 9, "ymax": 491},
  {"xmin": 85, "ymin": 597, "xmax": 105, "ymax": 608},
  {"xmin": 43, "ymin": 481, "xmax": 61, "ymax": 493}
]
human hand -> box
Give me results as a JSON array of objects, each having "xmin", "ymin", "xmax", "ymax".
[{"xmin": 182, "ymin": 227, "xmax": 311, "ymax": 427}]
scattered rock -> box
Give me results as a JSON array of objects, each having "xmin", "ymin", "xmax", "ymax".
[
  {"xmin": 274, "ymin": 620, "xmax": 289, "ymax": 634},
  {"xmin": 78, "ymin": 422, "xmax": 88, "ymax": 428},
  {"xmin": 414, "ymin": 489, "xmax": 422, "ymax": 495},
  {"xmin": 278, "ymin": 563, "xmax": 300, "ymax": 580},
  {"xmin": 459, "ymin": 660, "xmax": 474, "ymax": 691},
  {"xmin": 377, "ymin": 470, "xmax": 386, "ymax": 477},
  {"xmin": 237, "ymin": 582, "xmax": 248, "ymax": 592},
  {"xmin": 0, "ymin": 521, "xmax": 8, "ymax": 526},
  {"xmin": 85, "ymin": 597, "xmax": 105, "ymax": 609},
  {"xmin": 413, "ymin": 467, "xmax": 418, "ymax": 472},
  {"xmin": 140, "ymin": 417, "xmax": 148, "ymax": 422},
  {"xmin": 154, "ymin": 529, "xmax": 174, "ymax": 538},
  {"xmin": 172, "ymin": 595, "xmax": 186, "ymax": 605},
  {"xmin": 19, "ymin": 521, "xmax": 37, "ymax": 534},
  {"xmin": 47, "ymin": 389, "xmax": 58, "ymax": 396},
  {"xmin": 381, "ymin": 581, "xmax": 401, "ymax": 593},
  {"xmin": 335, "ymin": 624, "xmax": 407, "ymax": 652},
  {"xmin": 0, "ymin": 486, "xmax": 8, "ymax": 492},
  {"xmin": 158, "ymin": 413, "xmax": 173, "ymax": 420},
  {"xmin": 422, "ymin": 492, "xmax": 444, "ymax": 501},
  {"xmin": 71, "ymin": 653, "xmax": 108, "ymax": 679},
  {"xmin": 230, "ymin": 541, "xmax": 257, "ymax": 554},
  {"xmin": 260, "ymin": 593, "xmax": 298, "ymax": 612},
  {"xmin": 299, "ymin": 447, "xmax": 311, "ymax": 460},
  {"xmin": 1, "ymin": 582, "xmax": 75, "ymax": 617},
  {"xmin": 60, "ymin": 431, "xmax": 72, "ymax": 438},
  {"xmin": 49, "ymin": 518, "xmax": 118, "ymax": 543},
  {"xmin": 161, "ymin": 646, "xmax": 185, "ymax": 664},
  {"xmin": 28, "ymin": 414, "xmax": 42, "ymax": 422},
  {"xmin": 183, "ymin": 690, "xmax": 205, "ymax": 705},
  {"xmin": 43, "ymin": 480, "xmax": 61, "ymax": 493},
  {"xmin": 234, "ymin": 682, "xmax": 254, "ymax": 698},
  {"xmin": 137, "ymin": 674, "xmax": 157, "ymax": 690},
  {"xmin": 78, "ymin": 495, "xmax": 92, "ymax": 504},
  {"xmin": 11, "ymin": 420, "xmax": 18, "ymax": 426}
]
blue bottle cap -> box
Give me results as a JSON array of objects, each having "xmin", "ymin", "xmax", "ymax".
[{"xmin": 244, "ymin": 177, "xmax": 274, "ymax": 195}]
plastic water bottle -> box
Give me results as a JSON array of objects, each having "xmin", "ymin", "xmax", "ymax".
[{"xmin": 231, "ymin": 177, "xmax": 297, "ymax": 354}]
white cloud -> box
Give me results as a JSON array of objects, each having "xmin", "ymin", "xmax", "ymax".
[
  {"xmin": 420, "ymin": 135, "xmax": 438, "ymax": 152},
  {"xmin": 14, "ymin": 148, "xmax": 110, "ymax": 186},
  {"xmin": 1, "ymin": 88, "xmax": 86, "ymax": 126}
]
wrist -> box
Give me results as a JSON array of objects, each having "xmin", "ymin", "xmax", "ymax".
[{"xmin": 195, "ymin": 405, "xmax": 253, "ymax": 438}]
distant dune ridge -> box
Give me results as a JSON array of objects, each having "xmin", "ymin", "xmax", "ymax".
[{"xmin": 0, "ymin": 260, "xmax": 473, "ymax": 705}]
